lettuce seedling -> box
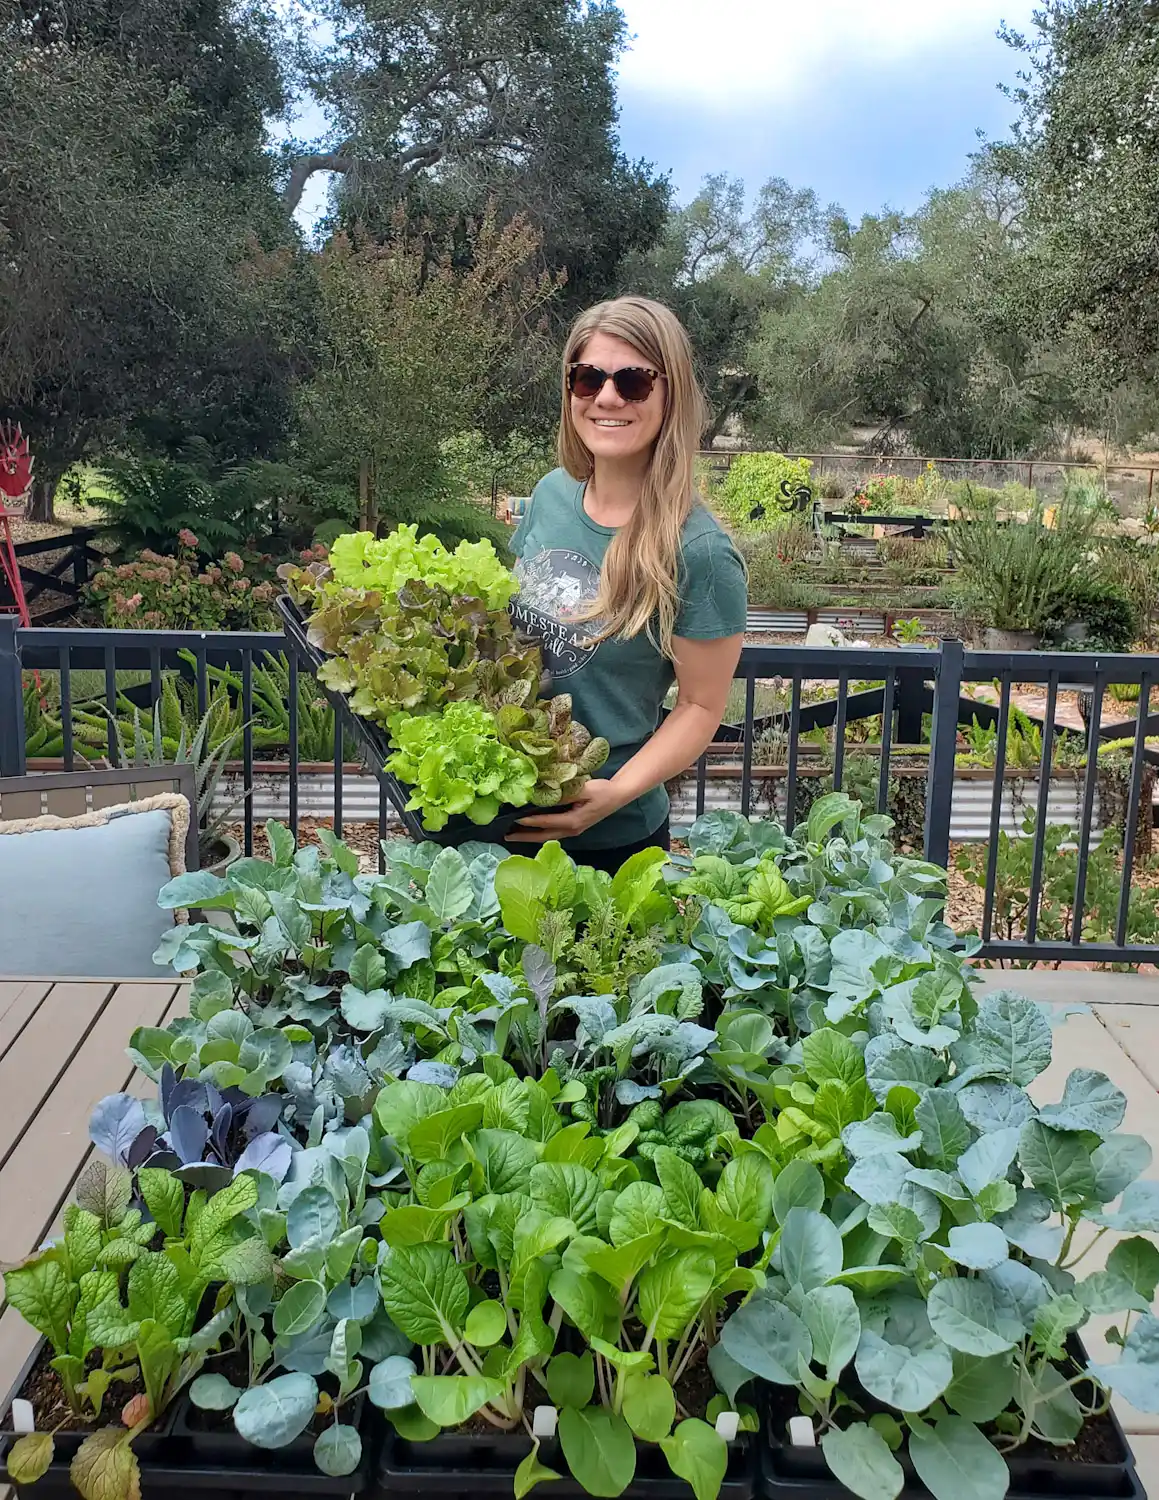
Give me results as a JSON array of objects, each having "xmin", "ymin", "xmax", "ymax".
[
  {"xmin": 386, "ymin": 702, "xmax": 539, "ymax": 830},
  {"xmin": 5, "ymin": 1169, "xmax": 268, "ymax": 1500}
]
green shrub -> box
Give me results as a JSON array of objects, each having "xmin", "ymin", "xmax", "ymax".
[
  {"xmin": 439, "ymin": 429, "xmax": 554, "ymax": 502},
  {"xmin": 739, "ymin": 535, "xmax": 825, "ymax": 608},
  {"xmin": 948, "ymin": 488, "xmax": 1101, "ymax": 633},
  {"xmin": 1048, "ymin": 578, "xmax": 1138, "ymax": 651},
  {"xmin": 945, "ymin": 478, "xmax": 1037, "ymax": 513},
  {"xmin": 716, "ymin": 452, "xmax": 813, "ymax": 532},
  {"xmin": 815, "ymin": 470, "xmax": 848, "ymax": 500},
  {"xmin": 1097, "ymin": 536, "xmax": 1159, "ymax": 634},
  {"xmin": 849, "ymin": 474, "xmax": 897, "ymax": 513},
  {"xmin": 87, "ymin": 538, "xmax": 278, "ymax": 630},
  {"xmin": 876, "ymin": 534, "xmax": 949, "ymax": 586}
]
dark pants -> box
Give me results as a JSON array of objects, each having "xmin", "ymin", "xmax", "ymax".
[{"xmin": 532, "ymin": 818, "xmax": 671, "ymax": 876}]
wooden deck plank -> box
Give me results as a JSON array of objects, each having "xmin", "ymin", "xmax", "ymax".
[
  {"xmin": 0, "ymin": 982, "xmax": 177, "ymax": 1265},
  {"xmin": 1128, "ymin": 1434, "xmax": 1159, "ymax": 1494},
  {"xmin": 0, "ymin": 983, "xmax": 186, "ymax": 1416},
  {"xmin": 1034, "ymin": 1008, "xmax": 1159, "ymax": 1152},
  {"xmin": 0, "ymin": 982, "xmax": 51, "ymax": 1061},
  {"xmin": 0, "ymin": 984, "xmax": 113, "ymax": 1162},
  {"xmin": 1093, "ymin": 1005, "xmax": 1159, "ymax": 1095},
  {"xmin": 973, "ymin": 968, "xmax": 1159, "ymax": 1007}
]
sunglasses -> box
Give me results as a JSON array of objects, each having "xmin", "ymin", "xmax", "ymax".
[{"xmin": 567, "ymin": 362, "xmax": 663, "ymax": 403}]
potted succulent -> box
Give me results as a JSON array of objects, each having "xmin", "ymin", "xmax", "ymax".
[{"xmin": 105, "ymin": 701, "xmax": 246, "ymax": 873}]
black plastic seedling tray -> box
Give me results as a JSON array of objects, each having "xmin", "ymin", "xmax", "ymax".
[
  {"xmin": 278, "ymin": 595, "xmax": 526, "ymax": 848},
  {"xmin": 0, "ymin": 1343, "xmax": 372, "ymax": 1498},
  {"xmin": 759, "ymin": 1359, "xmax": 1145, "ymax": 1500},
  {"xmin": 169, "ymin": 1391, "xmax": 370, "ymax": 1481},
  {"xmin": 377, "ymin": 1421, "xmax": 757, "ymax": 1499}
]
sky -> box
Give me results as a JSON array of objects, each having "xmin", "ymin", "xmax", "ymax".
[
  {"xmin": 613, "ymin": 0, "xmax": 1040, "ymax": 217},
  {"xmin": 292, "ymin": 0, "xmax": 1041, "ymax": 232}
]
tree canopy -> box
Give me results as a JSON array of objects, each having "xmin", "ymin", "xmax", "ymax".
[
  {"xmin": 0, "ymin": 0, "xmax": 301, "ymax": 510},
  {"xmin": 2, "ymin": 0, "xmax": 1158, "ymax": 531},
  {"xmin": 990, "ymin": 0, "xmax": 1159, "ymax": 377}
]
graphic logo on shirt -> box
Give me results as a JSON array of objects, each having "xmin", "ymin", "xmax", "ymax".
[{"xmin": 511, "ymin": 548, "xmax": 603, "ymax": 679}]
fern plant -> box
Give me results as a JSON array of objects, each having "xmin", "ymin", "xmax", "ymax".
[{"xmin": 94, "ymin": 458, "xmax": 240, "ymax": 555}]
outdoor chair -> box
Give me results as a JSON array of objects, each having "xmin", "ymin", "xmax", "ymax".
[{"xmin": 0, "ymin": 764, "xmax": 199, "ymax": 978}]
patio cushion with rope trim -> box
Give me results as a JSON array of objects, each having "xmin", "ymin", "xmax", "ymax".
[{"xmin": 0, "ymin": 793, "xmax": 190, "ymax": 977}]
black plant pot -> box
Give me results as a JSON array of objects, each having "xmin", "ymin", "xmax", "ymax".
[
  {"xmin": 377, "ymin": 1421, "xmax": 756, "ymax": 1499},
  {"xmin": 0, "ymin": 1375, "xmax": 372, "ymax": 1499},
  {"xmin": 278, "ymin": 595, "xmax": 530, "ymax": 849},
  {"xmin": 759, "ymin": 1385, "xmax": 1143, "ymax": 1500},
  {"xmin": 5, "ymin": 1462, "xmax": 369, "ymax": 1499},
  {"xmin": 169, "ymin": 1390, "xmax": 370, "ymax": 1485},
  {"xmin": 0, "ymin": 1402, "xmax": 180, "ymax": 1470},
  {"xmin": 0, "ymin": 1337, "xmax": 183, "ymax": 1473}
]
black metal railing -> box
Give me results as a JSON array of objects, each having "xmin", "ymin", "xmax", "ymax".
[{"xmin": 3, "ymin": 616, "xmax": 1158, "ymax": 967}]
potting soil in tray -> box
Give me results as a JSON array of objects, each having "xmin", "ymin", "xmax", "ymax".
[
  {"xmin": 760, "ymin": 1382, "xmax": 1143, "ymax": 1500},
  {"xmin": 0, "ymin": 1341, "xmax": 178, "ymax": 1464}
]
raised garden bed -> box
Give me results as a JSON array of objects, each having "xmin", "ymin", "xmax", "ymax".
[{"xmin": 745, "ymin": 605, "xmax": 957, "ymax": 636}]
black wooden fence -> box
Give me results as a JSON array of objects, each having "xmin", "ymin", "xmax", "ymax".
[{"xmin": 0, "ymin": 528, "xmax": 104, "ymax": 624}]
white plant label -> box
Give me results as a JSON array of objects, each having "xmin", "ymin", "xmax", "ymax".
[{"xmin": 532, "ymin": 1405, "xmax": 558, "ymax": 1439}]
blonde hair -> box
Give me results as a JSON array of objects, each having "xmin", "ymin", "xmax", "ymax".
[{"xmin": 557, "ymin": 296, "xmax": 708, "ymax": 659}]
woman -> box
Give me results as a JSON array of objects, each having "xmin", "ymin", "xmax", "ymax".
[{"xmin": 506, "ymin": 296, "xmax": 747, "ymax": 873}]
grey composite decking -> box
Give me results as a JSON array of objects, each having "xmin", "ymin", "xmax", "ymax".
[{"xmin": 0, "ymin": 978, "xmax": 187, "ymax": 1467}]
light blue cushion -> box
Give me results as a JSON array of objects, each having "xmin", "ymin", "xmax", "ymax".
[{"xmin": 0, "ymin": 805, "xmax": 179, "ymax": 977}]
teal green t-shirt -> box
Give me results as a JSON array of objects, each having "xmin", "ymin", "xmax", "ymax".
[{"xmin": 510, "ymin": 468, "xmax": 747, "ymax": 850}]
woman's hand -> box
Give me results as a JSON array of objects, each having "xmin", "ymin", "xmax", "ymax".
[{"xmin": 505, "ymin": 777, "xmax": 625, "ymax": 842}]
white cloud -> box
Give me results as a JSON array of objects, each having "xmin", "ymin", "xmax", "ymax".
[{"xmin": 616, "ymin": 0, "xmax": 1038, "ymax": 106}]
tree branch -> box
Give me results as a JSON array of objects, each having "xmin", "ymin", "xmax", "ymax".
[{"xmin": 283, "ymin": 150, "xmax": 352, "ymax": 212}]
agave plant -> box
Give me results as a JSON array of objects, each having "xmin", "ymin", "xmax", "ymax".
[{"xmin": 104, "ymin": 695, "xmax": 248, "ymax": 863}]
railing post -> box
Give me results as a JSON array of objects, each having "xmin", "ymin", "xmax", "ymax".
[
  {"xmin": 73, "ymin": 536, "xmax": 89, "ymax": 592},
  {"xmin": 0, "ymin": 617, "xmax": 27, "ymax": 776},
  {"xmin": 924, "ymin": 637, "xmax": 963, "ymax": 869},
  {"xmin": 896, "ymin": 669, "xmax": 925, "ymax": 744}
]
